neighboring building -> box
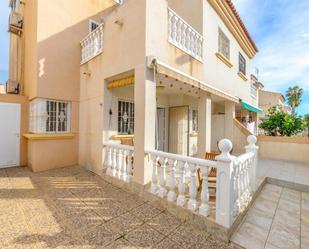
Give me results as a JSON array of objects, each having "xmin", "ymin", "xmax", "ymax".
[
  {"xmin": 0, "ymin": 84, "xmax": 6, "ymax": 94},
  {"xmin": 6, "ymin": 0, "xmax": 260, "ymax": 183},
  {"xmin": 259, "ymin": 89, "xmax": 291, "ymax": 118}
]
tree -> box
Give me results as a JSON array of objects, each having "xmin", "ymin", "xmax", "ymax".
[
  {"xmin": 286, "ymin": 86, "xmax": 303, "ymax": 114},
  {"xmin": 304, "ymin": 114, "xmax": 309, "ymax": 137},
  {"xmin": 259, "ymin": 106, "xmax": 305, "ymax": 136}
]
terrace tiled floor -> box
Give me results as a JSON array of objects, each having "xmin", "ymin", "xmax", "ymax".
[
  {"xmin": 0, "ymin": 165, "xmax": 234, "ymax": 249},
  {"xmin": 258, "ymin": 158, "xmax": 309, "ymax": 186},
  {"xmin": 231, "ymin": 183, "xmax": 309, "ymax": 249}
]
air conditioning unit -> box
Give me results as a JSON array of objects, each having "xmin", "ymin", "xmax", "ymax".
[
  {"xmin": 6, "ymin": 80, "xmax": 20, "ymax": 94},
  {"xmin": 8, "ymin": 11, "xmax": 23, "ymax": 35}
]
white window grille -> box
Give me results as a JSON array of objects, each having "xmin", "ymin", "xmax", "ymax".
[
  {"xmin": 89, "ymin": 19, "xmax": 100, "ymax": 33},
  {"xmin": 218, "ymin": 28, "xmax": 230, "ymax": 59},
  {"xmin": 29, "ymin": 99, "xmax": 71, "ymax": 134},
  {"xmin": 118, "ymin": 100, "xmax": 134, "ymax": 134},
  {"xmin": 239, "ymin": 53, "xmax": 246, "ymax": 75},
  {"xmin": 192, "ymin": 110, "xmax": 198, "ymax": 132}
]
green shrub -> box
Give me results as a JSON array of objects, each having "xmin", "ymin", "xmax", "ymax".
[{"xmin": 259, "ymin": 106, "xmax": 305, "ymax": 136}]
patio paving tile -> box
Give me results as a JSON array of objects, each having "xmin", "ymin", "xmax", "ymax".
[
  {"xmin": 129, "ymin": 202, "xmax": 162, "ymax": 222},
  {"xmin": 0, "ymin": 165, "xmax": 241, "ymax": 248},
  {"xmin": 124, "ymin": 223, "xmax": 165, "ymax": 248}
]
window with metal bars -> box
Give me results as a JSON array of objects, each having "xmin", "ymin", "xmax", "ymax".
[
  {"xmin": 218, "ymin": 28, "xmax": 230, "ymax": 59},
  {"xmin": 239, "ymin": 53, "xmax": 246, "ymax": 75},
  {"xmin": 118, "ymin": 100, "xmax": 134, "ymax": 134},
  {"xmin": 29, "ymin": 99, "xmax": 71, "ymax": 133}
]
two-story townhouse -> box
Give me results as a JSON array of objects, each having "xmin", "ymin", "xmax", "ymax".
[
  {"xmin": 6, "ymin": 0, "xmax": 260, "ymax": 185},
  {"xmin": 78, "ymin": 0, "xmax": 260, "ymax": 184}
]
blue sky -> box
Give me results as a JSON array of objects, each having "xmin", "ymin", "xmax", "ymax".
[
  {"xmin": 234, "ymin": 0, "xmax": 309, "ymax": 115},
  {"xmin": 0, "ymin": 1, "xmax": 308, "ymax": 115},
  {"xmin": 0, "ymin": 1, "xmax": 10, "ymax": 84}
]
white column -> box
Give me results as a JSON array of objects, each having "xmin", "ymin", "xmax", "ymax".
[
  {"xmin": 245, "ymin": 135, "xmax": 259, "ymax": 192},
  {"xmin": 224, "ymin": 101, "xmax": 235, "ymax": 142},
  {"xmin": 133, "ymin": 65, "xmax": 156, "ymax": 185},
  {"xmin": 215, "ymin": 138, "xmax": 235, "ymax": 228},
  {"xmin": 197, "ymin": 92, "xmax": 212, "ymax": 158}
]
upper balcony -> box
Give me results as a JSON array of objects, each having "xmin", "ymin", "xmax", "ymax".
[
  {"xmin": 167, "ymin": 8, "xmax": 203, "ymax": 62},
  {"xmin": 80, "ymin": 23, "xmax": 104, "ymax": 65}
]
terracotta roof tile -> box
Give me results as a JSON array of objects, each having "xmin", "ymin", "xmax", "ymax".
[{"xmin": 226, "ymin": 0, "xmax": 258, "ymax": 52}]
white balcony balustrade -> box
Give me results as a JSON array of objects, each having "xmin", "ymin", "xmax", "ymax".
[
  {"xmin": 146, "ymin": 135, "xmax": 258, "ymax": 228},
  {"xmin": 168, "ymin": 8, "xmax": 203, "ymax": 61},
  {"xmin": 103, "ymin": 142, "xmax": 134, "ymax": 182},
  {"xmin": 80, "ymin": 24, "xmax": 104, "ymax": 64},
  {"xmin": 103, "ymin": 135, "xmax": 258, "ymax": 229},
  {"xmin": 145, "ymin": 149, "xmax": 217, "ymax": 217}
]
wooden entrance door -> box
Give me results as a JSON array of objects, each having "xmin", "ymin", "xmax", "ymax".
[{"xmin": 168, "ymin": 106, "xmax": 189, "ymax": 156}]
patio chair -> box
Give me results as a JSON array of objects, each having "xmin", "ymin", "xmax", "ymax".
[{"xmin": 197, "ymin": 152, "xmax": 218, "ymax": 199}]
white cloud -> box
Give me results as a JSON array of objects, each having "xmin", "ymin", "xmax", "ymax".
[{"xmin": 233, "ymin": 0, "xmax": 309, "ymax": 94}]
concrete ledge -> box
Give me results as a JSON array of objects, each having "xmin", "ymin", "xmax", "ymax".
[
  {"xmin": 215, "ymin": 52, "xmax": 233, "ymax": 68},
  {"xmin": 23, "ymin": 133, "xmax": 75, "ymax": 140},
  {"xmin": 267, "ymin": 177, "xmax": 309, "ymax": 193},
  {"xmin": 258, "ymin": 135, "xmax": 309, "ymax": 144}
]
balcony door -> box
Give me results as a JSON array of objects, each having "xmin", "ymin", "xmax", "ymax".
[{"xmin": 168, "ymin": 106, "xmax": 189, "ymax": 156}]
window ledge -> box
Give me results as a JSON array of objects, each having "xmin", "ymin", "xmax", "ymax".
[
  {"xmin": 238, "ymin": 71, "xmax": 248, "ymax": 81},
  {"xmin": 111, "ymin": 134, "xmax": 134, "ymax": 140},
  {"xmin": 215, "ymin": 52, "xmax": 233, "ymax": 68},
  {"xmin": 23, "ymin": 133, "xmax": 75, "ymax": 140}
]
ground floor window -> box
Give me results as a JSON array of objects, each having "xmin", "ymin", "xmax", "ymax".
[
  {"xmin": 29, "ymin": 98, "xmax": 71, "ymax": 133},
  {"xmin": 118, "ymin": 100, "xmax": 134, "ymax": 134},
  {"xmin": 192, "ymin": 109, "xmax": 198, "ymax": 132}
]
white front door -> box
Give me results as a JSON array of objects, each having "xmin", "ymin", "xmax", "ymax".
[
  {"xmin": 156, "ymin": 108, "xmax": 165, "ymax": 151},
  {"xmin": 169, "ymin": 106, "xmax": 189, "ymax": 156},
  {"xmin": 0, "ymin": 103, "xmax": 20, "ymax": 168}
]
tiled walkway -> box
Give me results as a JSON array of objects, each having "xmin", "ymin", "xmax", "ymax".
[
  {"xmin": 0, "ymin": 165, "xmax": 234, "ymax": 249},
  {"xmin": 231, "ymin": 183, "xmax": 309, "ymax": 249}
]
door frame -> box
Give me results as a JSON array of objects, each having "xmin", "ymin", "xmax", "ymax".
[{"xmin": 168, "ymin": 105, "xmax": 190, "ymax": 156}]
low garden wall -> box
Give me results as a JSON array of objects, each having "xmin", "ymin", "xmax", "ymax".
[{"xmin": 258, "ymin": 135, "xmax": 309, "ymax": 164}]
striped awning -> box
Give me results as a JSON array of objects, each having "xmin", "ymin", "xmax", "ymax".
[
  {"xmin": 147, "ymin": 57, "xmax": 239, "ymax": 103},
  {"xmin": 107, "ymin": 75, "xmax": 134, "ymax": 89}
]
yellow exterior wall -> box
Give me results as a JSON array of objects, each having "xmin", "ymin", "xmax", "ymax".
[
  {"xmin": 27, "ymin": 137, "xmax": 78, "ymax": 172},
  {"xmin": 79, "ymin": 0, "xmax": 147, "ymax": 173},
  {"xmin": 8, "ymin": 0, "xmax": 120, "ymax": 172},
  {"xmin": 258, "ymin": 136, "xmax": 309, "ymax": 164},
  {"xmin": 22, "ymin": 0, "xmax": 38, "ymax": 98}
]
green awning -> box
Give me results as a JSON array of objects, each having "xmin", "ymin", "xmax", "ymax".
[{"xmin": 241, "ymin": 101, "xmax": 263, "ymax": 113}]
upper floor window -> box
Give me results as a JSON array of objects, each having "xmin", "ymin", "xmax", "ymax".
[
  {"xmin": 89, "ymin": 19, "xmax": 100, "ymax": 33},
  {"xmin": 118, "ymin": 100, "xmax": 134, "ymax": 134},
  {"xmin": 250, "ymin": 84, "xmax": 257, "ymax": 98},
  {"xmin": 218, "ymin": 28, "xmax": 230, "ymax": 59},
  {"xmin": 10, "ymin": 0, "xmax": 20, "ymax": 11},
  {"xmin": 29, "ymin": 99, "xmax": 71, "ymax": 134},
  {"xmin": 239, "ymin": 53, "xmax": 246, "ymax": 75}
]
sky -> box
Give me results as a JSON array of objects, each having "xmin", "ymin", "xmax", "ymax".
[
  {"xmin": 233, "ymin": 0, "xmax": 309, "ymax": 115},
  {"xmin": 0, "ymin": 1, "xmax": 10, "ymax": 84},
  {"xmin": 0, "ymin": 1, "xmax": 308, "ymax": 115}
]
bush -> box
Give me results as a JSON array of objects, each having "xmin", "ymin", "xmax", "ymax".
[{"xmin": 259, "ymin": 106, "xmax": 305, "ymax": 136}]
